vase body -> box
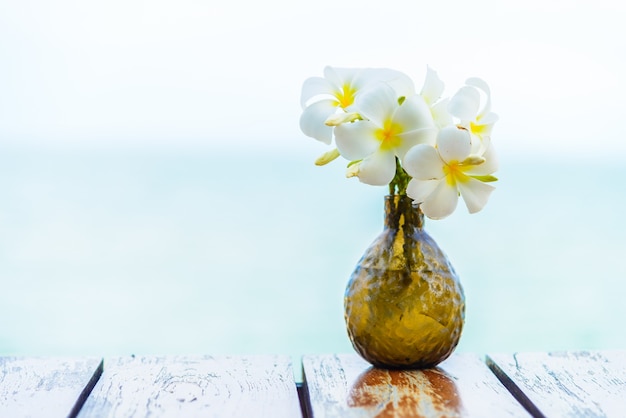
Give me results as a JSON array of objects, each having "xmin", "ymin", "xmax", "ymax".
[{"xmin": 344, "ymin": 195, "xmax": 465, "ymax": 369}]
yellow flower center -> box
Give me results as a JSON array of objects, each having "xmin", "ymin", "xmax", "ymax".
[
  {"xmin": 443, "ymin": 161, "xmax": 470, "ymax": 186},
  {"xmin": 336, "ymin": 84, "xmax": 357, "ymax": 109},
  {"xmin": 375, "ymin": 120, "xmax": 403, "ymax": 150},
  {"xmin": 470, "ymin": 121, "xmax": 488, "ymax": 137}
]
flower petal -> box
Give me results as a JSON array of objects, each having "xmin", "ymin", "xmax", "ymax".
[
  {"xmin": 403, "ymin": 144, "xmax": 445, "ymax": 180},
  {"xmin": 395, "ymin": 128, "xmax": 438, "ymax": 160},
  {"xmin": 324, "ymin": 66, "xmax": 360, "ymax": 88},
  {"xmin": 300, "ymin": 76, "xmax": 336, "ymax": 108},
  {"xmin": 466, "ymin": 142, "xmax": 499, "ymax": 175},
  {"xmin": 420, "ymin": 181, "xmax": 459, "ymax": 220},
  {"xmin": 448, "ymin": 85, "xmax": 480, "ymax": 121},
  {"xmin": 368, "ymin": 68, "xmax": 416, "ymax": 98},
  {"xmin": 407, "ymin": 178, "xmax": 440, "ymax": 204},
  {"xmin": 478, "ymin": 111, "xmax": 499, "ymax": 125},
  {"xmin": 466, "ymin": 77, "xmax": 492, "ymax": 116},
  {"xmin": 420, "ymin": 66, "xmax": 445, "ymax": 105},
  {"xmin": 393, "ymin": 94, "xmax": 434, "ymax": 131},
  {"xmin": 431, "ymin": 98, "xmax": 453, "ymax": 128},
  {"xmin": 436, "ymin": 126, "xmax": 471, "ymax": 163},
  {"xmin": 299, "ymin": 99, "xmax": 337, "ymax": 144},
  {"xmin": 468, "ymin": 131, "xmax": 490, "ymax": 156},
  {"xmin": 356, "ymin": 150, "xmax": 396, "ymax": 186},
  {"xmin": 353, "ymin": 83, "xmax": 398, "ymax": 127},
  {"xmin": 334, "ymin": 120, "xmax": 380, "ymax": 160},
  {"xmin": 466, "ymin": 77, "xmax": 490, "ymax": 95},
  {"xmin": 458, "ymin": 177, "xmax": 496, "ymax": 214}
]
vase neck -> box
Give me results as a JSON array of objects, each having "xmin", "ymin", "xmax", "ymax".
[{"xmin": 384, "ymin": 195, "xmax": 424, "ymax": 230}]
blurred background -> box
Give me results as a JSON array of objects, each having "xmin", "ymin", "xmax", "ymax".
[{"xmin": 1, "ymin": 0, "xmax": 625, "ymax": 373}]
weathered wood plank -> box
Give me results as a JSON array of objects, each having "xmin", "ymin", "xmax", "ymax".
[
  {"xmin": 77, "ymin": 355, "xmax": 302, "ymax": 418},
  {"xmin": 302, "ymin": 353, "xmax": 530, "ymax": 417},
  {"xmin": 487, "ymin": 350, "xmax": 626, "ymax": 418},
  {"xmin": 0, "ymin": 357, "xmax": 103, "ymax": 418}
]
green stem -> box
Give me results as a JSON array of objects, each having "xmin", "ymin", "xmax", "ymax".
[{"xmin": 389, "ymin": 157, "xmax": 411, "ymax": 196}]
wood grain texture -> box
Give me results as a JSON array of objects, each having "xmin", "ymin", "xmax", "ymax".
[
  {"xmin": 487, "ymin": 351, "xmax": 626, "ymax": 418},
  {"xmin": 0, "ymin": 357, "xmax": 103, "ymax": 418},
  {"xmin": 302, "ymin": 353, "xmax": 530, "ymax": 417},
  {"xmin": 76, "ymin": 355, "xmax": 301, "ymax": 418}
]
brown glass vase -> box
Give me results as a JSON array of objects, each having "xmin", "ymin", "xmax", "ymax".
[{"xmin": 344, "ymin": 195, "xmax": 465, "ymax": 368}]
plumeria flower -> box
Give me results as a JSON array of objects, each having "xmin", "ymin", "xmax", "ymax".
[
  {"xmin": 334, "ymin": 82, "xmax": 437, "ymax": 186},
  {"xmin": 404, "ymin": 125, "xmax": 498, "ymax": 220},
  {"xmin": 420, "ymin": 66, "xmax": 453, "ymax": 128},
  {"xmin": 299, "ymin": 66, "xmax": 415, "ymax": 146},
  {"xmin": 448, "ymin": 78, "xmax": 498, "ymax": 154}
]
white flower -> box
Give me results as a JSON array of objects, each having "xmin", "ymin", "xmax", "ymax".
[
  {"xmin": 420, "ymin": 66, "xmax": 452, "ymax": 128},
  {"xmin": 334, "ymin": 82, "xmax": 437, "ymax": 186},
  {"xmin": 403, "ymin": 126, "xmax": 498, "ymax": 219},
  {"xmin": 299, "ymin": 66, "xmax": 415, "ymax": 145},
  {"xmin": 448, "ymin": 78, "xmax": 498, "ymax": 153},
  {"xmin": 299, "ymin": 66, "xmax": 500, "ymax": 219}
]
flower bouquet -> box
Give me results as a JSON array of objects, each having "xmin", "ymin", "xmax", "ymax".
[{"xmin": 300, "ymin": 66, "xmax": 498, "ymax": 368}]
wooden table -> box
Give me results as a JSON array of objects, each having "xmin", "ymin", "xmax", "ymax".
[{"xmin": 1, "ymin": 351, "xmax": 624, "ymax": 417}]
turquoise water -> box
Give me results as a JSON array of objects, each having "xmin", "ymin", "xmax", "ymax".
[{"xmin": 1, "ymin": 143, "xmax": 625, "ymax": 370}]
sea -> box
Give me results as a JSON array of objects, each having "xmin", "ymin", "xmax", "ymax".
[{"xmin": 1, "ymin": 142, "xmax": 625, "ymax": 380}]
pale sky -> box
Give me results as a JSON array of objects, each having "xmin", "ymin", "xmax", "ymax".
[
  {"xmin": 2, "ymin": 0, "xmax": 626, "ymax": 358},
  {"xmin": 1, "ymin": 0, "xmax": 625, "ymax": 157}
]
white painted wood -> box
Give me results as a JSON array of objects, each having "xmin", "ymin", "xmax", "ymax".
[
  {"xmin": 488, "ymin": 350, "xmax": 626, "ymax": 417},
  {"xmin": 302, "ymin": 353, "xmax": 530, "ymax": 417},
  {"xmin": 0, "ymin": 357, "xmax": 103, "ymax": 418},
  {"xmin": 77, "ymin": 355, "xmax": 301, "ymax": 418}
]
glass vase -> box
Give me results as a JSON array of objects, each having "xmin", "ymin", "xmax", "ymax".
[{"xmin": 344, "ymin": 195, "xmax": 465, "ymax": 368}]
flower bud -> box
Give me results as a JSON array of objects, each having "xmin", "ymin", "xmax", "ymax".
[
  {"xmin": 325, "ymin": 112, "xmax": 360, "ymax": 126},
  {"xmin": 315, "ymin": 148, "xmax": 341, "ymax": 166}
]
